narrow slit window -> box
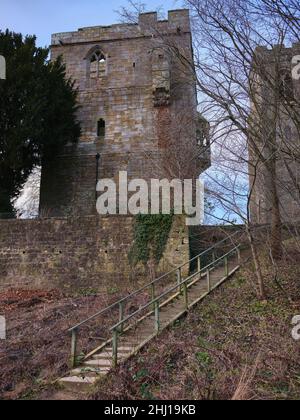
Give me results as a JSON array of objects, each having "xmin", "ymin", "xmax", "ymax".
[
  {"xmin": 196, "ymin": 129, "xmax": 204, "ymax": 146},
  {"xmin": 97, "ymin": 119, "xmax": 106, "ymax": 138}
]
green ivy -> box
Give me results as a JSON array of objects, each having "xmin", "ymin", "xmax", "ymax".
[{"xmin": 129, "ymin": 213, "xmax": 174, "ymax": 266}]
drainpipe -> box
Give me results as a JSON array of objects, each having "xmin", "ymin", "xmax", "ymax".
[{"xmin": 95, "ymin": 153, "xmax": 101, "ymax": 200}]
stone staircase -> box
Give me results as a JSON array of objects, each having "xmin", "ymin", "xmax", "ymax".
[{"xmin": 59, "ymin": 235, "xmax": 243, "ymax": 392}]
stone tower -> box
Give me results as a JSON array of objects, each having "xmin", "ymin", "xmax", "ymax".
[
  {"xmin": 39, "ymin": 10, "xmax": 210, "ymax": 217},
  {"xmin": 249, "ymin": 43, "xmax": 300, "ymax": 224}
]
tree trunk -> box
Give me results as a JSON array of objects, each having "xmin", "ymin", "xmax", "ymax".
[
  {"xmin": 246, "ymin": 225, "xmax": 267, "ymax": 300},
  {"xmin": 268, "ymin": 161, "xmax": 283, "ymax": 260}
]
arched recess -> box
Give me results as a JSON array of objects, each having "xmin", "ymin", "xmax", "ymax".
[
  {"xmin": 279, "ymin": 69, "xmax": 294, "ymax": 102},
  {"xmin": 151, "ymin": 48, "xmax": 171, "ymax": 107}
]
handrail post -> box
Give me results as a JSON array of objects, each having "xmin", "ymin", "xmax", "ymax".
[
  {"xmin": 154, "ymin": 301, "xmax": 160, "ymax": 333},
  {"xmin": 112, "ymin": 328, "xmax": 119, "ymax": 368},
  {"xmin": 71, "ymin": 328, "xmax": 78, "ymax": 368},
  {"xmin": 237, "ymin": 246, "xmax": 241, "ymax": 264},
  {"xmin": 197, "ymin": 257, "xmax": 201, "ymax": 274},
  {"xmin": 212, "ymin": 251, "xmax": 216, "ymax": 265},
  {"xmin": 177, "ymin": 268, "xmax": 182, "ymax": 293},
  {"xmin": 224, "ymin": 256, "xmax": 229, "ymax": 277},
  {"xmin": 183, "ymin": 282, "xmax": 188, "ymax": 310},
  {"xmin": 207, "ymin": 269, "xmax": 211, "ymax": 292},
  {"xmin": 118, "ymin": 301, "xmax": 125, "ymax": 334},
  {"xmin": 151, "ymin": 283, "xmax": 155, "ymax": 310}
]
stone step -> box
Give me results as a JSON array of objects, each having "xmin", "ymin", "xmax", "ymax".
[
  {"xmin": 91, "ymin": 353, "xmax": 127, "ymax": 361},
  {"xmin": 92, "ymin": 352, "xmax": 128, "ymax": 359},
  {"xmin": 71, "ymin": 367, "xmax": 110, "ymax": 377},
  {"xmin": 59, "ymin": 376, "xmax": 98, "ymax": 392},
  {"xmin": 97, "ymin": 351, "xmax": 134, "ymax": 358},
  {"xmin": 59, "ymin": 258, "xmax": 241, "ymax": 396},
  {"xmin": 190, "ymin": 285, "xmax": 207, "ymax": 291},
  {"xmin": 105, "ymin": 347, "xmax": 134, "ymax": 353},
  {"xmin": 88, "ymin": 353, "xmax": 116, "ymax": 361},
  {"xmin": 84, "ymin": 359, "xmax": 113, "ymax": 368}
]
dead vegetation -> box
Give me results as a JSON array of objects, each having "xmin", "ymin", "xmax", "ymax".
[
  {"xmin": 89, "ymin": 247, "xmax": 300, "ymax": 401},
  {"xmin": 1, "ymin": 243, "xmax": 300, "ymax": 400},
  {"xmin": 0, "ymin": 287, "xmax": 148, "ymax": 400}
]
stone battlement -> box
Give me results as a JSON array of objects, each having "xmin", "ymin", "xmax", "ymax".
[
  {"xmin": 52, "ymin": 10, "xmax": 191, "ymax": 46},
  {"xmin": 254, "ymin": 43, "xmax": 300, "ymax": 63}
]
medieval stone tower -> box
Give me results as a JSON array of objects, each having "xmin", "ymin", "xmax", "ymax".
[
  {"xmin": 39, "ymin": 10, "xmax": 210, "ymax": 217},
  {"xmin": 249, "ymin": 43, "xmax": 300, "ymax": 224}
]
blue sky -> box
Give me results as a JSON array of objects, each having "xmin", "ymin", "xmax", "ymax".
[{"xmin": 0, "ymin": 0, "xmax": 180, "ymax": 47}]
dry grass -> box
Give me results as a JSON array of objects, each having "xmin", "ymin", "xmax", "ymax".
[
  {"xmin": 1, "ymin": 243, "xmax": 300, "ymax": 400},
  {"xmin": 89, "ymin": 248, "xmax": 300, "ymax": 401},
  {"xmin": 0, "ymin": 286, "xmax": 148, "ymax": 400},
  {"xmin": 231, "ymin": 355, "xmax": 260, "ymax": 400}
]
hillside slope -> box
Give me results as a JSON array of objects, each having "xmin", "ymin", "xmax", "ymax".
[
  {"xmin": 89, "ymin": 246, "xmax": 300, "ymax": 400},
  {"xmin": 0, "ymin": 287, "xmax": 148, "ymax": 400}
]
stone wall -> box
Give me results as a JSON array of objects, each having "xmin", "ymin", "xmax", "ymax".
[{"xmin": 0, "ymin": 215, "xmax": 189, "ymax": 292}]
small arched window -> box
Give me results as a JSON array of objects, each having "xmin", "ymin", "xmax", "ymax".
[
  {"xmin": 279, "ymin": 70, "xmax": 294, "ymax": 102},
  {"xmin": 196, "ymin": 114, "xmax": 210, "ymax": 147},
  {"xmin": 97, "ymin": 119, "xmax": 106, "ymax": 138},
  {"xmin": 90, "ymin": 50, "xmax": 106, "ymax": 78},
  {"xmin": 196, "ymin": 128, "xmax": 207, "ymax": 147}
]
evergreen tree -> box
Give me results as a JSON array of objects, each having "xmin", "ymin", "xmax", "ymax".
[{"xmin": 0, "ymin": 30, "xmax": 80, "ymax": 217}]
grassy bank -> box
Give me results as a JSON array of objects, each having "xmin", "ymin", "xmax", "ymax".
[{"xmin": 90, "ymin": 247, "xmax": 300, "ymax": 400}]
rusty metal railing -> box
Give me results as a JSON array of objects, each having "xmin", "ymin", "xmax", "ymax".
[{"xmin": 68, "ymin": 231, "xmax": 242, "ymax": 368}]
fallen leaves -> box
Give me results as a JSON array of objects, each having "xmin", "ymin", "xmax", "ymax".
[{"xmin": 0, "ymin": 289, "xmax": 62, "ymax": 313}]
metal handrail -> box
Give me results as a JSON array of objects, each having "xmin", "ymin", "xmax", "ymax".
[
  {"xmin": 107, "ymin": 244, "xmax": 241, "ymax": 368},
  {"xmin": 68, "ymin": 230, "xmax": 241, "ymax": 333},
  {"xmin": 110, "ymin": 246, "xmax": 240, "ymax": 333},
  {"xmin": 69, "ymin": 243, "xmax": 241, "ymax": 367}
]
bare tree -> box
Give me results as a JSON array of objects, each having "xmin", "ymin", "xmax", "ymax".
[
  {"xmin": 186, "ymin": 1, "xmax": 300, "ymax": 298},
  {"xmin": 14, "ymin": 167, "xmax": 41, "ymax": 219},
  {"xmin": 119, "ymin": 0, "xmax": 300, "ymax": 298}
]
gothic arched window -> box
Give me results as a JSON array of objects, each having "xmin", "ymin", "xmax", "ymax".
[
  {"xmin": 90, "ymin": 50, "xmax": 106, "ymax": 78},
  {"xmin": 196, "ymin": 114, "xmax": 210, "ymax": 147}
]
